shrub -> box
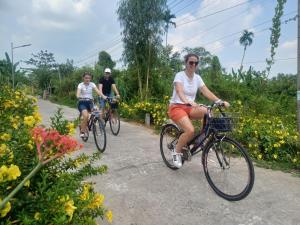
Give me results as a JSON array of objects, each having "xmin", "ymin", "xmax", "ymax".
[{"xmin": 0, "ymin": 86, "xmax": 112, "ymax": 224}]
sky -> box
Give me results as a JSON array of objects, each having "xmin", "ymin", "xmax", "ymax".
[{"xmin": 0, "ymin": 0, "xmax": 297, "ymax": 77}]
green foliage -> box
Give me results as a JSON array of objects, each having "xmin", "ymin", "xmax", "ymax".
[
  {"xmin": 0, "ymin": 86, "xmax": 112, "ymax": 224},
  {"xmin": 117, "ymin": 0, "xmax": 167, "ymax": 99},
  {"xmin": 266, "ymin": 0, "xmax": 287, "ymax": 73},
  {"xmin": 96, "ymin": 51, "xmax": 116, "ymax": 72}
]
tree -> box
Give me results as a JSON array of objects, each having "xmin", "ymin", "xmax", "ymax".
[
  {"xmin": 163, "ymin": 9, "xmax": 176, "ymax": 47},
  {"xmin": 117, "ymin": 0, "xmax": 167, "ymax": 100},
  {"xmin": 209, "ymin": 56, "xmax": 222, "ymax": 82},
  {"xmin": 96, "ymin": 51, "xmax": 116, "ymax": 72},
  {"xmin": 266, "ymin": 0, "xmax": 287, "ymax": 74},
  {"xmin": 25, "ymin": 50, "xmax": 56, "ymax": 91},
  {"xmin": 239, "ymin": 30, "xmax": 254, "ymax": 71},
  {"xmin": 0, "ymin": 52, "xmax": 28, "ymax": 86}
]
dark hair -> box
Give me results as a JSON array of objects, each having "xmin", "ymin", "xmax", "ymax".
[
  {"xmin": 82, "ymin": 72, "xmax": 92, "ymax": 78},
  {"xmin": 184, "ymin": 53, "xmax": 199, "ymax": 63}
]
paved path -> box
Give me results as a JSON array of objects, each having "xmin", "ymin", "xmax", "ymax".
[{"xmin": 38, "ymin": 99, "xmax": 300, "ymax": 225}]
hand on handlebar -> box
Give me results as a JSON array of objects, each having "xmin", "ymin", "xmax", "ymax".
[{"xmin": 214, "ymin": 99, "xmax": 230, "ymax": 108}]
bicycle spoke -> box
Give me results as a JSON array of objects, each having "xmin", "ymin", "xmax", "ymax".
[{"xmin": 203, "ymin": 137, "xmax": 254, "ymax": 201}]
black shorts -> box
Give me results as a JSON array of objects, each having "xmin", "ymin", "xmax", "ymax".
[{"xmin": 78, "ymin": 100, "xmax": 93, "ymax": 113}]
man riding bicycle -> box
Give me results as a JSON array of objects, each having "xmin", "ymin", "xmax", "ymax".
[
  {"xmin": 98, "ymin": 68, "xmax": 120, "ymax": 118},
  {"xmin": 76, "ymin": 72, "xmax": 105, "ymax": 138}
]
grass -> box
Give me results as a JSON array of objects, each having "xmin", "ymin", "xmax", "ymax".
[{"xmin": 253, "ymin": 159, "xmax": 300, "ymax": 177}]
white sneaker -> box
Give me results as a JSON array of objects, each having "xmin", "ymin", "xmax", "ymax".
[{"xmin": 172, "ymin": 151, "xmax": 183, "ymax": 168}]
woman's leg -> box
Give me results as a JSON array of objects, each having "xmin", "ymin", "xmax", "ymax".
[
  {"xmin": 175, "ymin": 116, "xmax": 194, "ymax": 153},
  {"xmin": 189, "ymin": 105, "xmax": 208, "ymax": 120},
  {"xmin": 80, "ymin": 109, "xmax": 89, "ymax": 133}
]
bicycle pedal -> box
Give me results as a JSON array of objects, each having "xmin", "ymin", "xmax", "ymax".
[{"xmin": 182, "ymin": 149, "xmax": 192, "ymax": 161}]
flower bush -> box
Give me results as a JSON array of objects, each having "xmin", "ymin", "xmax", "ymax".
[
  {"xmin": 119, "ymin": 95, "xmax": 170, "ymax": 127},
  {"xmin": 120, "ymin": 98, "xmax": 299, "ymax": 169},
  {"xmin": 0, "ymin": 86, "xmax": 112, "ymax": 224},
  {"xmin": 232, "ymin": 101, "xmax": 300, "ymax": 168}
]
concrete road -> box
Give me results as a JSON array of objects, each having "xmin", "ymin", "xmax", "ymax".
[{"xmin": 38, "ymin": 99, "xmax": 300, "ymax": 225}]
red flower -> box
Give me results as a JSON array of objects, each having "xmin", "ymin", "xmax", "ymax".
[{"xmin": 31, "ymin": 127, "xmax": 82, "ymax": 164}]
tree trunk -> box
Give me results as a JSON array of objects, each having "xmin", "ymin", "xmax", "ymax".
[
  {"xmin": 240, "ymin": 46, "xmax": 247, "ymax": 71},
  {"xmin": 146, "ymin": 40, "xmax": 151, "ymax": 101},
  {"xmin": 134, "ymin": 50, "xmax": 143, "ymax": 99}
]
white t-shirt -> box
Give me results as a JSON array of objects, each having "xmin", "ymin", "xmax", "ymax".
[
  {"xmin": 170, "ymin": 71, "xmax": 205, "ymax": 104},
  {"xmin": 77, "ymin": 82, "xmax": 97, "ymax": 99}
]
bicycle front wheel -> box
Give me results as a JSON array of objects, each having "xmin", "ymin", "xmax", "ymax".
[
  {"xmin": 93, "ymin": 118, "xmax": 107, "ymax": 152},
  {"xmin": 202, "ymin": 136, "xmax": 254, "ymax": 201},
  {"xmin": 109, "ymin": 109, "xmax": 120, "ymax": 135}
]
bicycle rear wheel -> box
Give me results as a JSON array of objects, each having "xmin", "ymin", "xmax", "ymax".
[
  {"xmin": 160, "ymin": 124, "xmax": 182, "ymax": 170},
  {"xmin": 109, "ymin": 109, "xmax": 120, "ymax": 135},
  {"xmin": 93, "ymin": 118, "xmax": 107, "ymax": 152},
  {"xmin": 202, "ymin": 136, "xmax": 254, "ymax": 201}
]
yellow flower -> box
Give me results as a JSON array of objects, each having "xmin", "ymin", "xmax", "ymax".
[
  {"xmin": 279, "ymin": 140, "xmax": 285, "ymax": 144},
  {"xmin": 273, "ymin": 154, "xmax": 278, "ymax": 159},
  {"xmin": 0, "ymin": 133, "xmax": 11, "ymax": 141},
  {"xmin": 0, "ymin": 199, "xmax": 11, "ymax": 218},
  {"xmin": 88, "ymin": 193, "xmax": 104, "ymax": 209},
  {"xmin": 65, "ymin": 199, "xmax": 77, "ymax": 221},
  {"xmin": 24, "ymin": 116, "xmax": 36, "ymax": 127},
  {"xmin": 24, "ymin": 180, "xmax": 30, "ymax": 187},
  {"xmin": 0, "ymin": 144, "xmax": 8, "ymax": 155},
  {"xmin": 32, "ymin": 112, "xmax": 42, "ymax": 124},
  {"xmin": 105, "ymin": 210, "xmax": 113, "ymax": 223},
  {"xmin": 80, "ymin": 184, "xmax": 91, "ymax": 200},
  {"xmin": 12, "ymin": 123, "xmax": 19, "ymax": 129},
  {"xmin": 292, "ymin": 158, "xmax": 297, "ymax": 163},
  {"xmin": 27, "ymin": 143, "xmax": 34, "ymax": 150},
  {"xmin": 7, "ymin": 164, "xmax": 21, "ymax": 180},
  {"xmin": 66, "ymin": 122, "xmax": 75, "ymax": 135},
  {"xmin": 34, "ymin": 212, "xmax": 41, "ymax": 221},
  {"xmin": 0, "ymin": 165, "xmax": 9, "ymax": 182},
  {"xmin": 258, "ymin": 154, "xmax": 262, "ymax": 160}
]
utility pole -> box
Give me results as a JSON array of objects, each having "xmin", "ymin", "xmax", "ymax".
[{"xmin": 298, "ymin": 1, "xmax": 300, "ymax": 131}]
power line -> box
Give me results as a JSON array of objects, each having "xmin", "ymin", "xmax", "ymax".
[
  {"xmin": 197, "ymin": 11, "xmax": 297, "ymax": 48},
  {"xmin": 173, "ymin": 7, "xmax": 251, "ymax": 47},
  {"xmin": 173, "ymin": 0, "xmax": 199, "ymax": 14},
  {"xmin": 176, "ymin": 0, "xmax": 254, "ymax": 27}
]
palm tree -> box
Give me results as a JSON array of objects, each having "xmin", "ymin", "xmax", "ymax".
[
  {"xmin": 239, "ymin": 30, "xmax": 254, "ymax": 71},
  {"xmin": 163, "ymin": 9, "xmax": 176, "ymax": 47}
]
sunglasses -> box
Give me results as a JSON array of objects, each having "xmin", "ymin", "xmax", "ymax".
[{"xmin": 188, "ymin": 61, "xmax": 199, "ymax": 66}]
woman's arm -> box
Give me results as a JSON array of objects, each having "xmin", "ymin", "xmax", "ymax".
[
  {"xmin": 175, "ymin": 82, "xmax": 196, "ymax": 105},
  {"xmin": 76, "ymin": 88, "xmax": 81, "ymax": 98},
  {"xmin": 199, "ymin": 85, "xmax": 220, "ymax": 102},
  {"xmin": 200, "ymin": 85, "xmax": 230, "ymax": 107}
]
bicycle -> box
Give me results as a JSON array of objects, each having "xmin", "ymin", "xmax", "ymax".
[
  {"xmin": 160, "ymin": 102, "xmax": 255, "ymax": 201},
  {"xmin": 102, "ymin": 96, "xmax": 120, "ymax": 136},
  {"xmin": 78, "ymin": 98, "xmax": 107, "ymax": 152}
]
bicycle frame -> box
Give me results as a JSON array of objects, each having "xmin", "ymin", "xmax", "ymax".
[{"xmin": 184, "ymin": 104, "xmax": 228, "ymax": 156}]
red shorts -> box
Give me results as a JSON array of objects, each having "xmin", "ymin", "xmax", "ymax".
[{"xmin": 168, "ymin": 104, "xmax": 192, "ymax": 122}]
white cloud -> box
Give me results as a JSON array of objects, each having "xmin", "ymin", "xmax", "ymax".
[
  {"xmin": 241, "ymin": 4, "xmax": 263, "ymax": 28},
  {"xmin": 281, "ymin": 39, "xmax": 297, "ymax": 49}
]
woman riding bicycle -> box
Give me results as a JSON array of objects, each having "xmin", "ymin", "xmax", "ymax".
[
  {"xmin": 76, "ymin": 72, "xmax": 106, "ymax": 138},
  {"xmin": 168, "ymin": 53, "xmax": 229, "ymax": 168}
]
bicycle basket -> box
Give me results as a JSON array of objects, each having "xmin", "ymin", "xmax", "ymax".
[
  {"xmin": 109, "ymin": 101, "xmax": 118, "ymax": 109},
  {"xmin": 209, "ymin": 116, "xmax": 233, "ymax": 132}
]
